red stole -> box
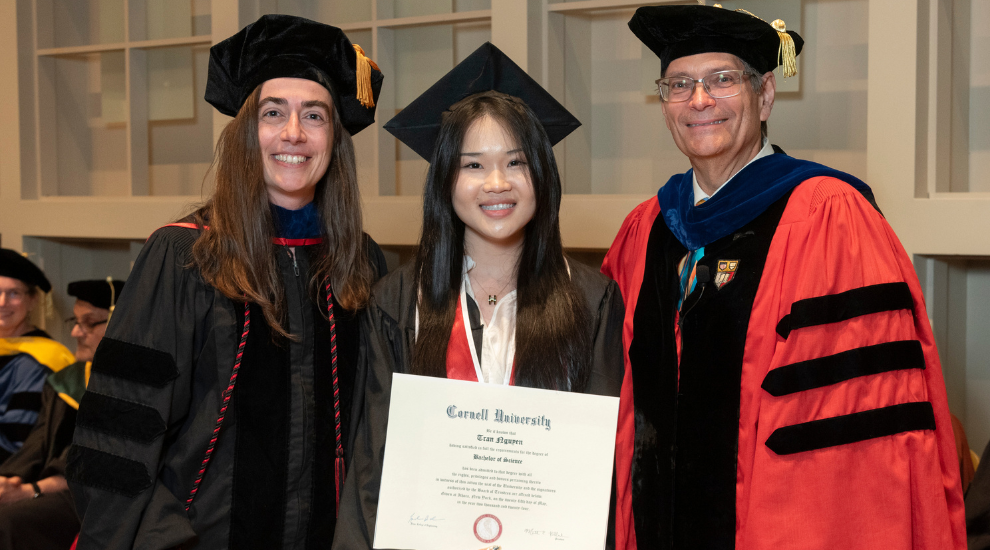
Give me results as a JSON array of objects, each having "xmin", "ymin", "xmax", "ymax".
[
  {"xmin": 445, "ymin": 294, "xmax": 515, "ymax": 385},
  {"xmin": 161, "ymin": 223, "xmax": 323, "ymax": 246}
]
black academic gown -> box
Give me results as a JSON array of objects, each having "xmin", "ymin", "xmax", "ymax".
[
  {"xmin": 0, "ymin": 369, "xmax": 80, "ymax": 550},
  {"xmin": 66, "ymin": 225, "xmax": 386, "ymax": 550},
  {"xmin": 332, "ymin": 259, "xmax": 626, "ymax": 550},
  {"xmin": 0, "ymin": 329, "xmax": 67, "ymax": 463}
]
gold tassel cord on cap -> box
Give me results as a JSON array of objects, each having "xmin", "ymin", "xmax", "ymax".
[
  {"xmin": 106, "ymin": 276, "xmax": 116, "ymax": 322},
  {"xmin": 353, "ymin": 44, "xmax": 379, "ymax": 109},
  {"xmin": 735, "ymin": 8, "xmax": 762, "ymax": 20},
  {"xmin": 771, "ymin": 19, "xmax": 797, "ymax": 78}
]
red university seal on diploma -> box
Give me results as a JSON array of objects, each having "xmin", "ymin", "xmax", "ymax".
[{"xmin": 473, "ymin": 513, "xmax": 503, "ymax": 543}]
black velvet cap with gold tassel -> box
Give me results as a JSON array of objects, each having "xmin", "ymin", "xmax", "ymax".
[
  {"xmin": 68, "ymin": 278, "xmax": 125, "ymax": 313},
  {"xmin": 206, "ymin": 14, "xmax": 383, "ymax": 135},
  {"xmin": 629, "ymin": 5, "xmax": 803, "ymax": 78}
]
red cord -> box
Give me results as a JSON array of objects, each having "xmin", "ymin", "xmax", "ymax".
[
  {"xmin": 183, "ymin": 284, "xmax": 344, "ymax": 517},
  {"xmin": 185, "ymin": 301, "xmax": 250, "ymax": 510},
  {"xmin": 327, "ymin": 281, "xmax": 345, "ymax": 518}
]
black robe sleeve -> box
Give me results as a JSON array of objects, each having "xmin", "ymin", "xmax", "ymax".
[
  {"xmin": 333, "ymin": 262, "xmax": 626, "ymax": 550},
  {"xmin": 0, "ymin": 384, "xmax": 59, "ymax": 480},
  {"xmin": 334, "ymin": 264, "xmax": 412, "ymax": 550},
  {"xmin": 66, "ymin": 227, "xmax": 209, "ymax": 550}
]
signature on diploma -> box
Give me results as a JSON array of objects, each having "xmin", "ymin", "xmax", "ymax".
[
  {"xmin": 524, "ymin": 528, "xmax": 568, "ymax": 540},
  {"xmin": 408, "ymin": 513, "xmax": 445, "ymax": 527}
]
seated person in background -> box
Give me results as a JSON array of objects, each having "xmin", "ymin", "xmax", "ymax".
[
  {"xmin": 0, "ymin": 249, "xmax": 74, "ymax": 463},
  {"xmin": 0, "ymin": 278, "xmax": 122, "ymax": 550}
]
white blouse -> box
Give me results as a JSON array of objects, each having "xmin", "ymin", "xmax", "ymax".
[
  {"xmin": 461, "ymin": 255, "xmax": 517, "ymax": 385},
  {"xmin": 413, "ymin": 256, "xmax": 518, "ymax": 385}
]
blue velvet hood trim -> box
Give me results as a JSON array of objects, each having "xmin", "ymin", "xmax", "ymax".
[
  {"xmin": 270, "ymin": 202, "xmax": 323, "ymax": 239},
  {"xmin": 657, "ymin": 154, "xmax": 873, "ymax": 251}
]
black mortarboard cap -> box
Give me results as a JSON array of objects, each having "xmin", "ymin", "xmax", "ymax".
[
  {"xmin": 384, "ymin": 42, "xmax": 581, "ymax": 160},
  {"xmin": 0, "ymin": 249, "xmax": 50, "ymax": 293},
  {"xmin": 68, "ymin": 279, "xmax": 125, "ymax": 311},
  {"xmin": 206, "ymin": 14, "xmax": 384, "ymax": 135},
  {"xmin": 630, "ymin": 5, "xmax": 803, "ymax": 77}
]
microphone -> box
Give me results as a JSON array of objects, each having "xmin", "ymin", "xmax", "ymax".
[{"xmin": 696, "ymin": 265, "xmax": 710, "ymax": 285}]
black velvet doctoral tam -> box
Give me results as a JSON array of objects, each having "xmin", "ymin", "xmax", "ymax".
[
  {"xmin": 0, "ymin": 248, "xmax": 50, "ymax": 293},
  {"xmin": 67, "ymin": 279, "xmax": 125, "ymax": 310},
  {"xmin": 206, "ymin": 14, "xmax": 383, "ymax": 135},
  {"xmin": 629, "ymin": 5, "xmax": 804, "ymax": 75}
]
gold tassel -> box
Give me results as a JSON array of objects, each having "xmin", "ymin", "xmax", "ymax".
[
  {"xmin": 772, "ymin": 19, "xmax": 797, "ymax": 78},
  {"xmin": 106, "ymin": 276, "xmax": 116, "ymax": 322},
  {"xmin": 353, "ymin": 44, "xmax": 379, "ymax": 109},
  {"xmin": 44, "ymin": 292, "xmax": 53, "ymax": 319}
]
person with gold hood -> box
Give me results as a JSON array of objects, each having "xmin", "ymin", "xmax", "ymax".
[
  {"xmin": 0, "ymin": 250, "xmax": 74, "ymax": 464},
  {"xmin": 0, "ymin": 278, "xmax": 122, "ymax": 550}
]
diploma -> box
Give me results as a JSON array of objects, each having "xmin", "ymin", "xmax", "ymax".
[{"xmin": 374, "ymin": 374, "xmax": 619, "ymax": 550}]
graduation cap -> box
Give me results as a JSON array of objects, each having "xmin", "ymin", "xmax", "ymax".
[
  {"xmin": 206, "ymin": 14, "xmax": 384, "ymax": 135},
  {"xmin": 68, "ymin": 278, "xmax": 125, "ymax": 312},
  {"xmin": 384, "ymin": 42, "xmax": 580, "ymax": 160},
  {"xmin": 630, "ymin": 5, "xmax": 804, "ymax": 78},
  {"xmin": 0, "ymin": 249, "xmax": 50, "ymax": 293}
]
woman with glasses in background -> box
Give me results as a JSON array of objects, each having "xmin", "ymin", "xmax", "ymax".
[{"xmin": 0, "ymin": 249, "xmax": 74, "ymax": 464}]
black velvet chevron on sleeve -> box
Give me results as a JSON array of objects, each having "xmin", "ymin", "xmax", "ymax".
[
  {"xmin": 91, "ymin": 338, "xmax": 178, "ymax": 388},
  {"xmin": 6, "ymin": 391, "xmax": 43, "ymax": 412},
  {"xmin": 65, "ymin": 445, "xmax": 153, "ymax": 497},
  {"xmin": 776, "ymin": 282, "xmax": 913, "ymax": 339},
  {"xmin": 762, "ymin": 340, "xmax": 925, "ymax": 397},
  {"xmin": 76, "ymin": 392, "xmax": 167, "ymax": 444},
  {"xmin": 765, "ymin": 401, "xmax": 936, "ymax": 455}
]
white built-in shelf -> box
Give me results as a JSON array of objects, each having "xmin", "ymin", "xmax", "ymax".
[
  {"xmin": 547, "ymin": 0, "xmax": 697, "ymax": 14},
  {"xmin": 339, "ymin": 9, "xmax": 491, "ymax": 32},
  {"xmin": 375, "ymin": 9, "xmax": 490, "ymax": 28},
  {"xmin": 37, "ymin": 35, "xmax": 213, "ymax": 57}
]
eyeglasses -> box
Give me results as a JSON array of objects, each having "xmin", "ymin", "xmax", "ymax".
[
  {"xmin": 65, "ymin": 316, "xmax": 108, "ymax": 333},
  {"xmin": 0, "ymin": 289, "xmax": 28, "ymax": 303},
  {"xmin": 656, "ymin": 70, "xmax": 754, "ymax": 103}
]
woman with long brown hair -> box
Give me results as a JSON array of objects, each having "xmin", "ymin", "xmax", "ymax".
[
  {"xmin": 334, "ymin": 43, "xmax": 633, "ymax": 549},
  {"xmin": 66, "ymin": 16, "xmax": 386, "ymax": 549}
]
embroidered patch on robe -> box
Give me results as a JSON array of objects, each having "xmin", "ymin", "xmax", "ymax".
[{"xmin": 714, "ymin": 260, "xmax": 740, "ymax": 289}]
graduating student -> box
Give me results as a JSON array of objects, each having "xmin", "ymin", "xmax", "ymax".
[
  {"xmin": 0, "ymin": 250, "xmax": 74, "ymax": 463},
  {"xmin": 602, "ymin": 5, "xmax": 965, "ymax": 549},
  {"xmin": 66, "ymin": 15, "xmax": 387, "ymax": 550},
  {"xmin": 0, "ymin": 278, "xmax": 123, "ymax": 550},
  {"xmin": 333, "ymin": 42, "xmax": 633, "ymax": 550}
]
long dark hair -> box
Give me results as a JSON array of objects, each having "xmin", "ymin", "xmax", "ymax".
[
  {"xmin": 412, "ymin": 91, "xmax": 591, "ymax": 392},
  {"xmin": 190, "ymin": 83, "xmax": 374, "ymax": 338}
]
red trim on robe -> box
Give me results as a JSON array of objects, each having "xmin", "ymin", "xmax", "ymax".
[
  {"xmin": 601, "ymin": 197, "xmax": 660, "ymax": 550},
  {"xmin": 445, "ymin": 296, "xmax": 516, "ymax": 385},
  {"xmin": 446, "ymin": 297, "xmax": 480, "ymax": 382},
  {"xmin": 159, "ymin": 224, "xmax": 323, "ymax": 246},
  {"xmin": 162, "ymin": 222, "xmax": 203, "ymax": 231},
  {"xmin": 272, "ymin": 237, "xmax": 324, "ymax": 246}
]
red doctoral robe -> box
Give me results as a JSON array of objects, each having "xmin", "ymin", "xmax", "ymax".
[{"xmin": 602, "ymin": 176, "xmax": 965, "ymax": 549}]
